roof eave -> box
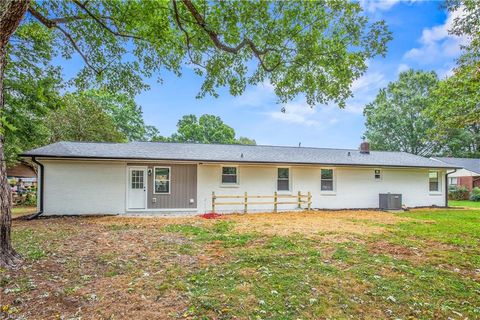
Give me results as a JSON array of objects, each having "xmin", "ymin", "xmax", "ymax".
[{"xmin": 20, "ymin": 154, "xmax": 459, "ymax": 170}]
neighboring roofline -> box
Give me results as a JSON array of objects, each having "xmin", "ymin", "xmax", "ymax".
[
  {"xmin": 454, "ymin": 168, "xmax": 480, "ymax": 175},
  {"xmin": 21, "ymin": 154, "xmax": 460, "ymax": 169},
  {"xmin": 431, "ymin": 156, "xmax": 480, "ymax": 174}
]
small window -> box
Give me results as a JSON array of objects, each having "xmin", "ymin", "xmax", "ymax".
[
  {"xmin": 277, "ymin": 168, "xmax": 290, "ymax": 191},
  {"xmin": 374, "ymin": 169, "xmax": 382, "ymax": 180},
  {"xmin": 222, "ymin": 167, "xmax": 238, "ymax": 184},
  {"xmin": 449, "ymin": 177, "xmax": 458, "ymax": 185},
  {"xmin": 154, "ymin": 167, "xmax": 170, "ymax": 194},
  {"xmin": 429, "ymin": 171, "xmax": 439, "ymax": 192},
  {"xmin": 321, "ymin": 169, "xmax": 334, "ymax": 191}
]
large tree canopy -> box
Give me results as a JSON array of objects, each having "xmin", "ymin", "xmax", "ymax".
[
  {"xmin": 2, "ymin": 15, "xmax": 60, "ymax": 164},
  {"xmin": 426, "ymin": 64, "xmax": 480, "ymax": 157},
  {"xmin": 364, "ymin": 69, "xmax": 479, "ymax": 157},
  {"xmin": 62, "ymin": 90, "xmax": 160, "ymax": 142},
  {"xmin": 158, "ymin": 114, "xmax": 256, "ymax": 145},
  {"xmin": 445, "ymin": 0, "xmax": 480, "ymax": 67},
  {"xmin": 21, "ymin": 0, "xmax": 391, "ymax": 105},
  {"xmin": 423, "ymin": 0, "xmax": 479, "ymax": 155},
  {"xmin": 43, "ymin": 90, "xmax": 158, "ymax": 144},
  {"xmin": 363, "ymin": 70, "xmax": 440, "ymax": 156}
]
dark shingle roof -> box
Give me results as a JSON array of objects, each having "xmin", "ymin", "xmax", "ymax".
[
  {"xmin": 22, "ymin": 141, "xmax": 458, "ymax": 169},
  {"xmin": 432, "ymin": 157, "xmax": 480, "ymax": 174}
]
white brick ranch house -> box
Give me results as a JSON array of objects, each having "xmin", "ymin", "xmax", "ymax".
[{"xmin": 22, "ymin": 141, "xmax": 458, "ymax": 216}]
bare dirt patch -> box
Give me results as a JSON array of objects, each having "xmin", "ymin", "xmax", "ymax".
[
  {"xmin": 369, "ymin": 240, "xmax": 423, "ymax": 260},
  {"xmin": 2, "ymin": 218, "xmax": 202, "ymax": 319}
]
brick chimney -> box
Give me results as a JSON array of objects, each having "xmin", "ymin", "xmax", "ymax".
[{"xmin": 360, "ymin": 141, "xmax": 370, "ymax": 154}]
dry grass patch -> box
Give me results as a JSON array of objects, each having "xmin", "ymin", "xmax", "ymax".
[
  {"xmin": 84, "ymin": 210, "xmax": 410, "ymax": 238},
  {"xmin": 2, "ymin": 217, "xmax": 202, "ymax": 319},
  {"xmin": 12, "ymin": 206, "xmax": 37, "ymax": 218},
  {"xmin": 227, "ymin": 210, "xmax": 409, "ymax": 237}
]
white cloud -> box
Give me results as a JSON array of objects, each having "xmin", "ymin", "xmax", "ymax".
[
  {"xmin": 344, "ymin": 71, "xmax": 387, "ymax": 114},
  {"xmin": 234, "ymin": 64, "xmax": 389, "ymax": 121},
  {"xmin": 267, "ymin": 102, "xmax": 319, "ymax": 126},
  {"xmin": 233, "ymin": 81, "xmax": 274, "ymax": 107},
  {"xmin": 404, "ymin": 8, "xmax": 469, "ymax": 65},
  {"xmin": 397, "ymin": 63, "xmax": 410, "ymax": 74},
  {"xmin": 360, "ymin": 0, "xmax": 422, "ymax": 13},
  {"xmin": 360, "ymin": 0, "xmax": 401, "ymax": 12}
]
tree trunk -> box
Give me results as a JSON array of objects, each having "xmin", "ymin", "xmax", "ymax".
[{"xmin": 0, "ymin": 0, "xmax": 30, "ymax": 268}]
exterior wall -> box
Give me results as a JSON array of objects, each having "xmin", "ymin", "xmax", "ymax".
[
  {"xmin": 458, "ymin": 176, "xmax": 473, "ymax": 191},
  {"xmin": 40, "ymin": 160, "xmax": 447, "ymax": 215},
  {"xmin": 42, "ymin": 160, "xmax": 126, "ymax": 215},
  {"xmin": 197, "ymin": 164, "xmax": 447, "ymax": 213},
  {"xmin": 127, "ymin": 163, "xmax": 197, "ymax": 209}
]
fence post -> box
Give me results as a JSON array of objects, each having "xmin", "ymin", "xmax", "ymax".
[
  {"xmin": 212, "ymin": 191, "xmax": 216, "ymax": 212},
  {"xmin": 297, "ymin": 191, "xmax": 302, "ymax": 209},
  {"xmin": 244, "ymin": 192, "xmax": 248, "ymax": 214},
  {"xmin": 308, "ymin": 191, "xmax": 312, "ymax": 210},
  {"xmin": 274, "ymin": 191, "xmax": 278, "ymax": 213}
]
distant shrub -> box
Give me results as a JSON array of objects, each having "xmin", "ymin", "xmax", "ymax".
[
  {"xmin": 18, "ymin": 191, "xmax": 37, "ymax": 206},
  {"xmin": 449, "ymin": 186, "xmax": 470, "ymax": 200},
  {"xmin": 470, "ymin": 187, "xmax": 480, "ymax": 202}
]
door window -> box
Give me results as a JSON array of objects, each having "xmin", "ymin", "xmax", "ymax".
[{"xmin": 131, "ymin": 170, "xmax": 144, "ymax": 189}]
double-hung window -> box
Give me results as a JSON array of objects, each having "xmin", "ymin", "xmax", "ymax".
[
  {"xmin": 429, "ymin": 171, "xmax": 440, "ymax": 192},
  {"xmin": 277, "ymin": 168, "xmax": 290, "ymax": 191},
  {"xmin": 374, "ymin": 169, "xmax": 382, "ymax": 180},
  {"xmin": 449, "ymin": 177, "xmax": 458, "ymax": 185},
  {"xmin": 321, "ymin": 169, "xmax": 334, "ymax": 191},
  {"xmin": 154, "ymin": 167, "xmax": 170, "ymax": 194},
  {"xmin": 221, "ymin": 167, "xmax": 238, "ymax": 184}
]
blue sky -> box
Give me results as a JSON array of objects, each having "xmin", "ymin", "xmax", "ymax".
[{"xmin": 58, "ymin": 0, "xmax": 466, "ymax": 149}]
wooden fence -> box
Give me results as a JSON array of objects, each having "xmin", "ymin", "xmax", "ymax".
[{"xmin": 212, "ymin": 191, "xmax": 312, "ymax": 213}]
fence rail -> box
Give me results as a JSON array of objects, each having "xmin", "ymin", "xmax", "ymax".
[{"xmin": 212, "ymin": 191, "xmax": 312, "ymax": 213}]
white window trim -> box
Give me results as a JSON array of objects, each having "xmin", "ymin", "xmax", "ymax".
[
  {"xmin": 220, "ymin": 165, "xmax": 239, "ymax": 187},
  {"xmin": 320, "ymin": 168, "xmax": 336, "ymax": 195},
  {"xmin": 277, "ymin": 166, "xmax": 292, "ymax": 193},
  {"xmin": 153, "ymin": 166, "xmax": 171, "ymax": 195},
  {"xmin": 428, "ymin": 170, "xmax": 441, "ymax": 194},
  {"xmin": 374, "ymin": 168, "xmax": 382, "ymax": 181}
]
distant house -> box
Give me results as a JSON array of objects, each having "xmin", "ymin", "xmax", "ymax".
[
  {"xmin": 432, "ymin": 157, "xmax": 480, "ymax": 191},
  {"xmin": 7, "ymin": 163, "xmax": 36, "ymax": 180},
  {"xmin": 7, "ymin": 163, "xmax": 37, "ymax": 188},
  {"xmin": 22, "ymin": 141, "xmax": 458, "ymax": 216}
]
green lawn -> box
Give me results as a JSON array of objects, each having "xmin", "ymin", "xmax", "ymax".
[
  {"xmin": 449, "ymin": 200, "xmax": 480, "ymax": 208},
  {"xmin": 12, "ymin": 206, "xmax": 37, "ymax": 217},
  {"xmin": 2, "ymin": 209, "xmax": 479, "ymax": 319}
]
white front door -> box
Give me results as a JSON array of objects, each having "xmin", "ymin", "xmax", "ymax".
[{"xmin": 128, "ymin": 167, "xmax": 147, "ymax": 210}]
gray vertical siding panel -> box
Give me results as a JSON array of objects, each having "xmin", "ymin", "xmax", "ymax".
[{"xmin": 127, "ymin": 163, "xmax": 197, "ymax": 209}]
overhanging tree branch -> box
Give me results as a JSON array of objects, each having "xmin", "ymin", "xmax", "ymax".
[
  {"xmin": 28, "ymin": 6, "xmax": 101, "ymax": 75},
  {"xmin": 178, "ymin": 0, "xmax": 281, "ymax": 72},
  {"xmin": 71, "ymin": 0, "xmax": 144, "ymax": 41},
  {"xmin": 172, "ymin": 0, "xmax": 206, "ymax": 69}
]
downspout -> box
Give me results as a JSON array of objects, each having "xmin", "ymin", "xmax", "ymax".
[
  {"xmin": 27, "ymin": 157, "xmax": 44, "ymax": 220},
  {"xmin": 445, "ymin": 169, "xmax": 457, "ymax": 208}
]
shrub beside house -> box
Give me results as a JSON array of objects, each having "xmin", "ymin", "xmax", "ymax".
[{"xmin": 470, "ymin": 187, "xmax": 480, "ymax": 201}]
